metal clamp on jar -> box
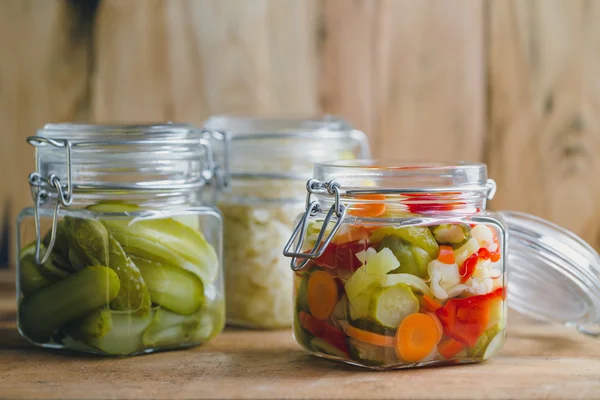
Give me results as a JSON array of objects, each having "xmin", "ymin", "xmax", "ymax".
[
  {"xmin": 203, "ymin": 115, "xmax": 370, "ymax": 329},
  {"xmin": 17, "ymin": 123, "xmax": 228, "ymax": 356},
  {"xmin": 283, "ymin": 160, "xmax": 600, "ymax": 370}
]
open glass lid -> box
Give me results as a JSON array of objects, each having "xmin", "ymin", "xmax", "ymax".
[{"xmin": 501, "ymin": 211, "xmax": 600, "ymax": 336}]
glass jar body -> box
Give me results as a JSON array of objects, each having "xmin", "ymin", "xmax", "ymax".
[
  {"xmin": 292, "ymin": 211, "xmax": 507, "ymax": 369},
  {"xmin": 205, "ymin": 116, "xmax": 370, "ymax": 329},
  {"xmin": 16, "ymin": 201, "xmax": 225, "ymax": 356},
  {"xmin": 219, "ymin": 179, "xmax": 306, "ymax": 329}
]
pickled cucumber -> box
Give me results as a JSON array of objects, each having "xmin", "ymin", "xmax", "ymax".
[
  {"xmin": 64, "ymin": 217, "xmax": 110, "ymax": 267},
  {"xmin": 19, "ymin": 266, "xmax": 120, "ymax": 343},
  {"xmin": 67, "ymin": 307, "xmax": 113, "ymax": 340},
  {"xmin": 369, "ymin": 284, "xmax": 419, "ymax": 328},
  {"xmin": 349, "ymin": 289, "xmax": 373, "ymax": 321},
  {"xmin": 350, "ymin": 318, "xmax": 393, "ymax": 336},
  {"xmin": 370, "ymin": 226, "xmax": 439, "ymax": 258},
  {"xmin": 142, "ymin": 308, "xmax": 213, "ymax": 347},
  {"xmin": 108, "ymin": 237, "xmax": 151, "ymax": 315},
  {"xmin": 19, "ymin": 244, "xmax": 66, "ymax": 296},
  {"xmin": 83, "ymin": 310, "xmax": 154, "ymax": 355},
  {"xmin": 376, "ymin": 237, "xmax": 431, "ymax": 278},
  {"xmin": 89, "ymin": 203, "xmax": 218, "ymax": 284},
  {"xmin": 133, "ymin": 256, "xmax": 205, "ymax": 315},
  {"xmin": 432, "ymin": 224, "xmax": 471, "ymax": 245}
]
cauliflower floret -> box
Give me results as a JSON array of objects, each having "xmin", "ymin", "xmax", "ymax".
[
  {"xmin": 428, "ymin": 259, "xmax": 461, "ymax": 300},
  {"xmin": 472, "ymin": 225, "xmax": 498, "ymax": 252}
]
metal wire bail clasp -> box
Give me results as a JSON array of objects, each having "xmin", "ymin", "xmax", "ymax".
[
  {"xmin": 26, "ymin": 136, "xmax": 73, "ymax": 265},
  {"xmin": 283, "ymin": 179, "xmax": 347, "ymax": 271}
]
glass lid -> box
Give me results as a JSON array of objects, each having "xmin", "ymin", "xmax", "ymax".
[{"xmin": 501, "ymin": 211, "xmax": 600, "ymax": 336}]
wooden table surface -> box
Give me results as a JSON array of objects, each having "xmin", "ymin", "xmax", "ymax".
[{"xmin": 1, "ymin": 285, "xmax": 600, "ymax": 400}]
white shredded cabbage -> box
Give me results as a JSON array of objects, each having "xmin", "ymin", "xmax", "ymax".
[{"xmin": 219, "ymin": 201, "xmax": 304, "ymax": 328}]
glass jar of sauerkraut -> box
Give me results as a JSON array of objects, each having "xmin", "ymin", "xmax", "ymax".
[
  {"xmin": 17, "ymin": 124, "xmax": 227, "ymax": 356},
  {"xmin": 284, "ymin": 160, "xmax": 600, "ymax": 369},
  {"xmin": 203, "ymin": 116, "xmax": 370, "ymax": 329}
]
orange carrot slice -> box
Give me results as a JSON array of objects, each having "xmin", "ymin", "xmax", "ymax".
[
  {"xmin": 307, "ymin": 270, "xmax": 339, "ymax": 320},
  {"xmin": 425, "ymin": 312, "xmax": 444, "ymax": 344},
  {"xmin": 421, "ymin": 295, "xmax": 442, "ymax": 312},
  {"xmin": 438, "ymin": 337, "xmax": 465, "ymax": 359},
  {"xmin": 348, "ymin": 194, "xmax": 387, "ymax": 218},
  {"xmin": 395, "ymin": 313, "xmax": 439, "ymax": 362},
  {"xmin": 437, "ymin": 245, "xmax": 455, "ymax": 264},
  {"xmin": 344, "ymin": 324, "xmax": 395, "ymax": 347}
]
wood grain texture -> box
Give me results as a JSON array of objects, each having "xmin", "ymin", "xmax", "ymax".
[
  {"xmin": 1, "ymin": 299, "xmax": 599, "ymax": 400},
  {"xmin": 487, "ymin": 0, "xmax": 600, "ymax": 248},
  {"xmin": 0, "ymin": 0, "xmax": 95, "ymax": 269},
  {"xmin": 93, "ymin": 0, "xmax": 318, "ymax": 125},
  {"xmin": 319, "ymin": 0, "xmax": 486, "ymax": 162}
]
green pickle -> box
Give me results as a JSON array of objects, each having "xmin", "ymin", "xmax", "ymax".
[
  {"xmin": 88, "ymin": 202, "xmax": 218, "ymax": 285},
  {"xmin": 376, "ymin": 237, "xmax": 431, "ymax": 278},
  {"xmin": 20, "ymin": 266, "xmax": 120, "ymax": 343},
  {"xmin": 64, "ymin": 217, "xmax": 110, "ymax": 267},
  {"xmin": 370, "ymin": 226, "xmax": 439, "ymax": 258},
  {"xmin": 107, "ymin": 237, "xmax": 151, "ymax": 315},
  {"xmin": 67, "ymin": 307, "xmax": 113, "ymax": 340},
  {"xmin": 133, "ymin": 256, "xmax": 205, "ymax": 315}
]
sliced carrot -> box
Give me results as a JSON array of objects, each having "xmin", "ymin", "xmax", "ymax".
[
  {"xmin": 348, "ymin": 194, "xmax": 387, "ymax": 218},
  {"xmin": 395, "ymin": 313, "xmax": 439, "ymax": 362},
  {"xmin": 307, "ymin": 270, "xmax": 339, "ymax": 320},
  {"xmin": 421, "ymin": 295, "xmax": 442, "ymax": 312},
  {"xmin": 425, "ymin": 312, "xmax": 444, "ymax": 344},
  {"xmin": 437, "ymin": 245, "xmax": 455, "ymax": 264},
  {"xmin": 345, "ymin": 324, "xmax": 395, "ymax": 347},
  {"xmin": 438, "ymin": 337, "xmax": 465, "ymax": 359}
]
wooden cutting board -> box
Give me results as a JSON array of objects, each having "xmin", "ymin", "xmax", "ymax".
[{"xmin": 1, "ymin": 289, "xmax": 599, "ymax": 400}]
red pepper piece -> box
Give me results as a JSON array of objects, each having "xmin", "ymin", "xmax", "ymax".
[
  {"xmin": 478, "ymin": 247, "xmax": 491, "ymax": 260},
  {"xmin": 313, "ymin": 240, "xmax": 369, "ymax": 271},
  {"xmin": 459, "ymin": 253, "xmax": 479, "ymax": 283},
  {"xmin": 299, "ymin": 311, "xmax": 349, "ymax": 355},
  {"xmin": 490, "ymin": 252, "xmax": 501, "ymax": 262},
  {"xmin": 403, "ymin": 193, "xmax": 465, "ymax": 214},
  {"xmin": 435, "ymin": 288, "xmax": 504, "ymax": 347}
]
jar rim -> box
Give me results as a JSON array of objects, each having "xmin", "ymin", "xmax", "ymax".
[{"xmin": 313, "ymin": 159, "xmax": 490, "ymax": 192}]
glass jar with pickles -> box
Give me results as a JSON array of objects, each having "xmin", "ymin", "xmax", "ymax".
[
  {"xmin": 17, "ymin": 123, "xmax": 227, "ymax": 356},
  {"xmin": 203, "ymin": 116, "xmax": 370, "ymax": 329},
  {"xmin": 284, "ymin": 160, "xmax": 600, "ymax": 369}
]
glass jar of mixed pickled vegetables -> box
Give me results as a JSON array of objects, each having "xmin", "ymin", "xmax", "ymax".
[
  {"xmin": 203, "ymin": 115, "xmax": 370, "ymax": 329},
  {"xmin": 17, "ymin": 123, "xmax": 227, "ymax": 356},
  {"xmin": 284, "ymin": 161, "xmax": 507, "ymax": 369}
]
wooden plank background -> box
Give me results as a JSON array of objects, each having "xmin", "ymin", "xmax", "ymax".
[{"xmin": 0, "ymin": 0, "xmax": 599, "ymax": 275}]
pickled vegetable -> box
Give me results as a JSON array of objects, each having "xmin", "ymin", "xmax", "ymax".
[
  {"xmin": 370, "ymin": 226, "xmax": 439, "ymax": 258},
  {"xmin": 67, "ymin": 307, "xmax": 113, "ymax": 340},
  {"xmin": 376, "ymin": 236, "xmax": 431, "ymax": 278},
  {"xmin": 20, "ymin": 266, "xmax": 120, "ymax": 343},
  {"xmin": 64, "ymin": 217, "xmax": 110, "ymax": 267},
  {"xmin": 432, "ymin": 224, "xmax": 470, "ymax": 245},
  {"xmin": 143, "ymin": 308, "xmax": 213, "ymax": 347},
  {"xmin": 369, "ymin": 284, "xmax": 419, "ymax": 328},
  {"xmin": 134, "ymin": 256, "xmax": 205, "ymax": 315},
  {"xmin": 18, "ymin": 203, "xmax": 224, "ymax": 356},
  {"xmin": 89, "ymin": 203, "xmax": 218, "ymax": 284},
  {"xmin": 108, "ymin": 237, "xmax": 151, "ymax": 314},
  {"xmin": 293, "ymin": 221, "xmax": 506, "ymax": 369},
  {"xmin": 19, "ymin": 245, "xmax": 65, "ymax": 296}
]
